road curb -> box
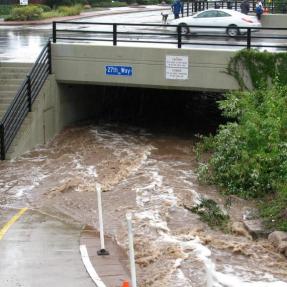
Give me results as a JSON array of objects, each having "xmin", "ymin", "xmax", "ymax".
[{"xmin": 80, "ymin": 244, "xmax": 107, "ymax": 287}]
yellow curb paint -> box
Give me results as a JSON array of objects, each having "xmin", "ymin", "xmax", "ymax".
[{"xmin": 0, "ymin": 208, "xmax": 28, "ymax": 240}]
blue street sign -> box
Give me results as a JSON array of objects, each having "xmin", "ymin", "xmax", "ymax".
[{"xmin": 105, "ymin": 65, "xmax": 133, "ymax": 77}]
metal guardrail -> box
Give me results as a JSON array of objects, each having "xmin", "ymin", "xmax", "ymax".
[
  {"xmin": 52, "ymin": 21, "xmax": 287, "ymax": 50},
  {"xmin": 183, "ymin": 0, "xmax": 287, "ymax": 15},
  {"xmin": 0, "ymin": 40, "xmax": 51, "ymax": 160}
]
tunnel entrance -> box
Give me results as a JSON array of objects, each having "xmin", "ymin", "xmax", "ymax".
[{"xmin": 59, "ymin": 84, "xmax": 225, "ymax": 135}]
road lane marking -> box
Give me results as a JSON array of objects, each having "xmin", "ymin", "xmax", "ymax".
[
  {"xmin": 0, "ymin": 208, "xmax": 28, "ymax": 240},
  {"xmin": 80, "ymin": 244, "xmax": 106, "ymax": 287}
]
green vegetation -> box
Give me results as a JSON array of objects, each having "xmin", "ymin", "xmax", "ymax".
[
  {"xmin": 5, "ymin": 4, "xmax": 82, "ymax": 21},
  {"xmin": 228, "ymin": 49, "xmax": 287, "ymax": 90},
  {"xmin": 7, "ymin": 5, "xmax": 44, "ymax": 21},
  {"xmin": 184, "ymin": 198, "xmax": 230, "ymax": 231},
  {"xmin": 197, "ymin": 50, "xmax": 287, "ymax": 231},
  {"xmin": 88, "ymin": 0, "xmax": 127, "ymax": 8},
  {"xmin": 260, "ymin": 184, "xmax": 287, "ymax": 231},
  {"xmin": 0, "ymin": 5, "xmax": 13, "ymax": 17}
]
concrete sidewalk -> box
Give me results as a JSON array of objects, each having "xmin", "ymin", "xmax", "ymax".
[
  {"xmin": 0, "ymin": 5, "xmax": 169, "ymax": 26},
  {"xmin": 80, "ymin": 226, "xmax": 131, "ymax": 287}
]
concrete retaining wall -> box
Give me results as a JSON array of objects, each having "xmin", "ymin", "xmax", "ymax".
[
  {"xmin": 262, "ymin": 14, "xmax": 287, "ymax": 28},
  {"xmin": 7, "ymin": 75, "xmax": 60, "ymax": 159}
]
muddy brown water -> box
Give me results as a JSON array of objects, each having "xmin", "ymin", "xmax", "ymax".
[{"xmin": 0, "ymin": 122, "xmax": 287, "ymax": 287}]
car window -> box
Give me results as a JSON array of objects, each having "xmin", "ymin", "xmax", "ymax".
[
  {"xmin": 196, "ymin": 10, "xmax": 218, "ymax": 18},
  {"xmin": 217, "ymin": 11, "xmax": 231, "ymax": 17}
]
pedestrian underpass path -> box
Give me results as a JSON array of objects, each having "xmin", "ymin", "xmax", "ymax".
[
  {"xmin": 80, "ymin": 226, "xmax": 131, "ymax": 287},
  {"xmin": 0, "ymin": 208, "xmax": 95, "ymax": 287}
]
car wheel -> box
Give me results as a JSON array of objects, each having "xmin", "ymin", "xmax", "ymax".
[
  {"xmin": 226, "ymin": 25, "xmax": 239, "ymax": 37},
  {"xmin": 177, "ymin": 23, "xmax": 190, "ymax": 35}
]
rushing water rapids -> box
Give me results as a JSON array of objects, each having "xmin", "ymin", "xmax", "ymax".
[{"xmin": 0, "ymin": 122, "xmax": 287, "ymax": 287}]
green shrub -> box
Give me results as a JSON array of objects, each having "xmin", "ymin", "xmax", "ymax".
[
  {"xmin": 57, "ymin": 4, "xmax": 82, "ymax": 15},
  {"xmin": 42, "ymin": 10, "xmax": 61, "ymax": 18},
  {"xmin": 0, "ymin": 4, "xmax": 12, "ymax": 16},
  {"xmin": 197, "ymin": 50, "xmax": 287, "ymax": 231},
  {"xmin": 34, "ymin": 4, "xmax": 52, "ymax": 11},
  {"xmin": 6, "ymin": 5, "xmax": 43, "ymax": 21},
  {"xmin": 89, "ymin": 0, "xmax": 127, "ymax": 7},
  {"xmin": 126, "ymin": 0, "xmax": 136, "ymax": 4},
  {"xmin": 260, "ymin": 184, "xmax": 287, "ymax": 231},
  {"xmin": 137, "ymin": 0, "xmax": 160, "ymax": 4},
  {"xmin": 198, "ymin": 84, "xmax": 287, "ymax": 198},
  {"xmin": 46, "ymin": 0, "xmax": 85, "ymax": 8}
]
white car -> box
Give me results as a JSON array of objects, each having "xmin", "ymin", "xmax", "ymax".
[{"xmin": 168, "ymin": 9, "xmax": 261, "ymax": 37}]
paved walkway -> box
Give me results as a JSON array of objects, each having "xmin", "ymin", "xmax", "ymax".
[
  {"xmin": 0, "ymin": 5, "xmax": 169, "ymax": 26},
  {"xmin": 0, "ymin": 207, "xmax": 131, "ymax": 287},
  {"xmin": 80, "ymin": 226, "xmax": 131, "ymax": 287},
  {"xmin": 0, "ymin": 208, "xmax": 95, "ymax": 287}
]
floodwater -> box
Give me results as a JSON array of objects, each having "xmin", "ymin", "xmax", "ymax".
[{"xmin": 1, "ymin": 119, "xmax": 287, "ymax": 286}]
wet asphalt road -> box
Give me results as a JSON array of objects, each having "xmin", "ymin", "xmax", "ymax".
[
  {"xmin": 0, "ymin": 208, "xmax": 95, "ymax": 287},
  {"xmin": 0, "ymin": 9, "xmax": 286, "ymax": 62}
]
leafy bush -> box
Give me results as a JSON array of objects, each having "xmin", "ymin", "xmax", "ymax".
[
  {"xmin": 0, "ymin": 5, "xmax": 12, "ymax": 16},
  {"xmin": 137, "ymin": 0, "xmax": 160, "ymax": 4},
  {"xmin": 57, "ymin": 4, "xmax": 82, "ymax": 15},
  {"xmin": 46, "ymin": 0, "xmax": 86, "ymax": 8},
  {"xmin": 198, "ymin": 84, "xmax": 287, "ymax": 199},
  {"xmin": 89, "ymin": 0, "xmax": 127, "ymax": 7},
  {"xmin": 6, "ymin": 5, "xmax": 43, "ymax": 21},
  {"xmin": 34, "ymin": 4, "xmax": 52, "ymax": 12},
  {"xmin": 42, "ymin": 10, "xmax": 61, "ymax": 18},
  {"xmin": 126, "ymin": 0, "xmax": 136, "ymax": 4},
  {"xmin": 260, "ymin": 184, "xmax": 287, "ymax": 231}
]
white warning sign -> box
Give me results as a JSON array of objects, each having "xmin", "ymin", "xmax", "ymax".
[{"xmin": 166, "ymin": 55, "xmax": 188, "ymax": 80}]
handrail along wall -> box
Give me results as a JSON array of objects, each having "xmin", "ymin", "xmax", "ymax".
[{"xmin": 0, "ymin": 40, "xmax": 52, "ymax": 160}]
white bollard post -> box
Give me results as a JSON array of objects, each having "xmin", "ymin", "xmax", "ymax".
[
  {"xmin": 126, "ymin": 212, "xmax": 137, "ymax": 287},
  {"xmin": 96, "ymin": 183, "xmax": 109, "ymax": 256}
]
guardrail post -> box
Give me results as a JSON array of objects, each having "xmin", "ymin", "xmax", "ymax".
[
  {"xmin": 48, "ymin": 41, "xmax": 52, "ymax": 74},
  {"xmin": 113, "ymin": 24, "xmax": 117, "ymax": 46},
  {"xmin": 27, "ymin": 75, "xmax": 32, "ymax": 112},
  {"xmin": 52, "ymin": 22, "xmax": 56, "ymax": 43},
  {"xmin": 177, "ymin": 26, "xmax": 182, "ymax": 48},
  {"xmin": 0, "ymin": 123, "xmax": 5, "ymax": 160},
  {"xmin": 247, "ymin": 28, "xmax": 251, "ymax": 50}
]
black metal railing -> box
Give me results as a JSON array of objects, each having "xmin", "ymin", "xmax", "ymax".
[
  {"xmin": 183, "ymin": 0, "xmax": 287, "ymax": 16},
  {"xmin": 52, "ymin": 21, "xmax": 287, "ymax": 50},
  {"xmin": 0, "ymin": 40, "xmax": 51, "ymax": 160}
]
